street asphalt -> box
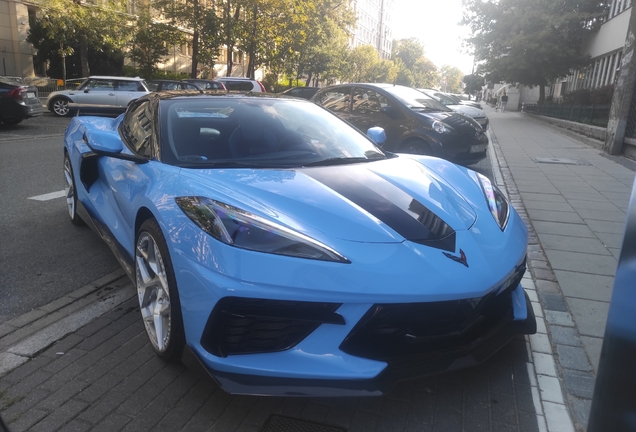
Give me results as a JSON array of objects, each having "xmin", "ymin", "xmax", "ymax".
[{"xmin": 0, "ymin": 106, "xmax": 634, "ymax": 432}]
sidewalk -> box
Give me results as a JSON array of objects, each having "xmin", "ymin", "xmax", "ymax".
[
  {"xmin": 486, "ymin": 105, "xmax": 636, "ymax": 430},
  {"xmin": 0, "ymin": 109, "xmax": 634, "ymax": 432}
]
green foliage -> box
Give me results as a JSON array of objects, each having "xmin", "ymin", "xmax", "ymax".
[
  {"xmin": 28, "ymin": 0, "xmax": 129, "ymax": 79},
  {"xmin": 129, "ymin": 14, "xmax": 183, "ymax": 78},
  {"xmin": 463, "ymin": 74, "xmax": 485, "ymax": 95},
  {"xmin": 462, "ymin": 0, "xmax": 607, "ymax": 102},
  {"xmin": 440, "ymin": 65, "xmax": 464, "ymax": 93},
  {"xmin": 122, "ymin": 65, "xmax": 189, "ymax": 80},
  {"xmin": 391, "ymin": 39, "xmax": 440, "ymax": 87},
  {"xmin": 562, "ymin": 84, "xmax": 614, "ymax": 105}
]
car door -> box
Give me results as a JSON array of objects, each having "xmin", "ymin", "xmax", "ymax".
[
  {"xmin": 75, "ymin": 78, "xmax": 117, "ymax": 106},
  {"xmin": 349, "ymin": 87, "xmax": 404, "ymax": 146},
  {"xmin": 91, "ymin": 101, "xmax": 156, "ymax": 257},
  {"xmin": 115, "ymin": 80, "xmax": 147, "ymax": 107}
]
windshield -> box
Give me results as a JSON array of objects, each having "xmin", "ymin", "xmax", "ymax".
[
  {"xmin": 159, "ymin": 97, "xmax": 387, "ymax": 168},
  {"xmin": 383, "ymin": 86, "xmax": 450, "ymax": 113}
]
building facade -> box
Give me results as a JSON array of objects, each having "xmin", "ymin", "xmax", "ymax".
[
  {"xmin": 0, "ymin": 0, "xmax": 36, "ymax": 77},
  {"xmin": 349, "ymin": 0, "xmax": 393, "ymax": 59},
  {"xmin": 561, "ymin": 0, "xmax": 632, "ymax": 95}
]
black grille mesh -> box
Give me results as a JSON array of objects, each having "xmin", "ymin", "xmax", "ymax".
[{"xmin": 201, "ymin": 297, "xmax": 343, "ymax": 357}]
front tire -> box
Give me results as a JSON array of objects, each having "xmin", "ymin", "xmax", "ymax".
[
  {"xmin": 50, "ymin": 98, "xmax": 71, "ymax": 117},
  {"xmin": 63, "ymin": 153, "xmax": 84, "ymax": 226},
  {"xmin": 401, "ymin": 139, "xmax": 432, "ymax": 155},
  {"xmin": 135, "ymin": 219, "xmax": 185, "ymax": 362}
]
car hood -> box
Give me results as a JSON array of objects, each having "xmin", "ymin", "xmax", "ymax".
[
  {"xmin": 178, "ymin": 157, "xmax": 478, "ymax": 244},
  {"xmin": 418, "ymin": 111, "xmax": 481, "ymax": 133},
  {"xmin": 447, "ymin": 104, "xmax": 485, "ymax": 118}
]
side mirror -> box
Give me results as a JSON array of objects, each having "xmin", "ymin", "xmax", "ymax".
[
  {"xmin": 367, "ymin": 127, "xmax": 386, "ymax": 146},
  {"xmin": 84, "ymin": 129, "xmax": 149, "ymax": 163},
  {"xmin": 84, "ymin": 89, "xmax": 90, "ymax": 93},
  {"xmin": 84, "ymin": 129, "xmax": 124, "ymax": 155}
]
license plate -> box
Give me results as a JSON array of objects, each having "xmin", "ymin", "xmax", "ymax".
[
  {"xmin": 470, "ymin": 144, "xmax": 487, "ymax": 153},
  {"xmin": 27, "ymin": 92, "xmax": 36, "ymax": 98}
]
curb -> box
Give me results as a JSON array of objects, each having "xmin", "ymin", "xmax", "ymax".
[
  {"xmin": 488, "ymin": 124, "xmax": 593, "ymax": 432},
  {"xmin": 0, "ymin": 269, "xmax": 134, "ymax": 378}
]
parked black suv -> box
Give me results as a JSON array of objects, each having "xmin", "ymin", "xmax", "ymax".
[
  {"xmin": 0, "ymin": 77, "xmax": 43, "ymax": 125},
  {"xmin": 312, "ymin": 83, "xmax": 488, "ymax": 165}
]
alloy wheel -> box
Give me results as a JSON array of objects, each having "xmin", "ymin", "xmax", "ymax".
[
  {"xmin": 52, "ymin": 99, "xmax": 69, "ymax": 116},
  {"xmin": 136, "ymin": 232, "xmax": 172, "ymax": 353}
]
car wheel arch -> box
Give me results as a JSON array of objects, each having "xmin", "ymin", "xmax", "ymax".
[
  {"xmin": 135, "ymin": 207, "xmax": 156, "ymax": 239},
  {"xmin": 400, "ymin": 137, "xmax": 434, "ymax": 155}
]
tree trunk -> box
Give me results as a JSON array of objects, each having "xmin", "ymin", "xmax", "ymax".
[
  {"xmin": 191, "ymin": 30, "xmax": 199, "ymax": 78},
  {"xmin": 539, "ymin": 83, "xmax": 545, "ymax": 104},
  {"xmin": 80, "ymin": 39, "xmax": 89, "ymax": 77},
  {"xmin": 306, "ymin": 72, "xmax": 313, "ymax": 87},
  {"xmin": 190, "ymin": 0, "xmax": 199, "ymax": 78},
  {"xmin": 246, "ymin": 4, "xmax": 257, "ymax": 79}
]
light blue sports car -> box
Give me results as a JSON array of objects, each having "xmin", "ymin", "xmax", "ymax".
[{"xmin": 63, "ymin": 92, "xmax": 536, "ymax": 396}]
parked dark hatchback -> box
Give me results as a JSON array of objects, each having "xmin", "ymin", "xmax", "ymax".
[
  {"xmin": 311, "ymin": 84, "xmax": 488, "ymax": 165},
  {"xmin": 0, "ymin": 76, "xmax": 44, "ymax": 125}
]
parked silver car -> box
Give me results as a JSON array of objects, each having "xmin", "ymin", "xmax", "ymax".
[
  {"xmin": 47, "ymin": 76, "xmax": 150, "ymax": 116},
  {"xmin": 418, "ymin": 89, "xmax": 489, "ymax": 130}
]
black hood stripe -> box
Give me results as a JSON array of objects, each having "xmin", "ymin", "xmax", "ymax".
[{"xmin": 302, "ymin": 165, "xmax": 456, "ymax": 251}]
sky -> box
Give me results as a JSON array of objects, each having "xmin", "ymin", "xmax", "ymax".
[{"xmin": 391, "ymin": 0, "xmax": 474, "ymax": 74}]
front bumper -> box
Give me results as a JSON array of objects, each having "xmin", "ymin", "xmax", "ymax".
[{"xmin": 182, "ymin": 284, "xmax": 536, "ymax": 396}]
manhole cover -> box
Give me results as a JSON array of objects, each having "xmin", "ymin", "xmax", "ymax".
[
  {"xmin": 532, "ymin": 157, "xmax": 591, "ymax": 165},
  {"xmin": 262, "ymin": 415, "xmax": 347, "ymax": 432}
]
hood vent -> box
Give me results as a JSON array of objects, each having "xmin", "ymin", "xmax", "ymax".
[{"xmin": 303, "ymin": 165, "xmax": 456, "ymax": 252}]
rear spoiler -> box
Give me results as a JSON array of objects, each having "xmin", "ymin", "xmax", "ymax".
[{"xmin": 69, "ymin": 103, "xmax": 126, "ymax": 118}]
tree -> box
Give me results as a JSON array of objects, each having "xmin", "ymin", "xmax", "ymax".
[
  {"xmin": 462, "ymin": 0, "xmax": 607, "ymax": 103},
  {"xmin": 28, "ymin": 0, "xmax": 129, "ymax": 79},
  {"xmin": 154, "ymin": 0, "xmax": 222, "ymax": 78},
  {"xmin": 344, "ymin": 45, "xmax": 381, "ymax": 82},
  {"xmin": 440, "ymin": 65, "xmax": 464, "ymax": 93},
  {"xmin": 129, "ymin": 14, "xmax": 183, "ymax": 78},
  {"xmin": 391, "ymin": 38, "xmax": 440, "ymax": 88},
  {"xmin": 463, "ymin": 73, "xmax": 485, "ymax": 96}
]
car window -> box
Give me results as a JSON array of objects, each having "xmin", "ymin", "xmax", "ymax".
[
  {"xmin": 120, "ymin": 101, "xmax": 154, "ymax": 158},
  {"xmin": 86, "ymin": 79, "xmax": 115, "ymax": 91},
  {"xmin": 384, "ymin": 86, "xmax": 450, "ymax": 112},
  {"xmin": 160, "ymin": 82, "xmax": 180, "ymax": 90},
  {"xmin": 315, "ymin": 87, "xmax": 351, "ymax": 113},
  {"xmin": 182, "ymin": 83, "xmax": 199, "ymax": 90},
  {"xmin": 116, "ymin": 80, "xmax": 146, "ymax": 92},
  {"xmin": 222, "ymin": 81, "xmax": 253, "ymax": 91},
  {"xmin": 352, "ymin": 88, "xmax": 389, "ymax": 114},
  {"xmin": 146, "ymin": 82, "xmax": 159, "ymax": 91}
]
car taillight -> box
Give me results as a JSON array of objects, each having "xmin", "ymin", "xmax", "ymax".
[
  {"xmin": 257, "ymin": 81, "xmax": 266, "ymax": 92},
  {"xmin": 7, "ymin": 87, "xmax": 27, "ymax": 101}
]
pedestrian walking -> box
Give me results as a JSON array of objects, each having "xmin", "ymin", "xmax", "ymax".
[{"xmin": 500, "ymin": 91, "xmax": 508, "ymax": 113}]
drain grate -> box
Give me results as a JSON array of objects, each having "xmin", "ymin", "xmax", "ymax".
[
  {"xmin": 261, "ymin": 415, "xmax": 347, "ymax": 432},
  {"xmin": 532, "ymin": 157, "xmax": 591, "ymax": 165}
]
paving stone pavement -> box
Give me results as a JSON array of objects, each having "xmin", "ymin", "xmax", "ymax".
[
  {"xmin": 2, "ymin": 107, "xmax": 634, "ymax": 431},
  {"xmin": 0, "ymin": 291, "xmax": 541, "ymax": 432},
  {"xmin": 486, "ymin": 106, "xmax": 636, "ymax": 431}
]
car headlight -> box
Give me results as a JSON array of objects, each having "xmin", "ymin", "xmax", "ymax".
[
  {"xmin": 432, "ymin": 121, "xmax": 455, "ymax": 134},
  {"xmin": 175, "ymin": 197, "xmax": 349, "ymax": 263},
  {"xmin": 476, "ymin": 173, "xmax": 510, "ymax": 230}
]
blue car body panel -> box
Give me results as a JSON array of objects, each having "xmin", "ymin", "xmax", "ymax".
[{"xmin": 64, "ymin": 110, "xmax": 535, "ymax": 396}]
